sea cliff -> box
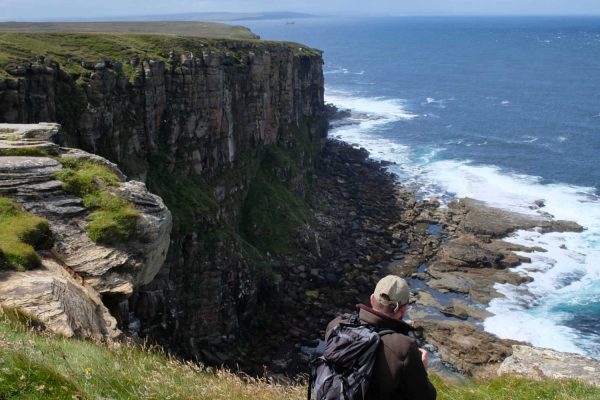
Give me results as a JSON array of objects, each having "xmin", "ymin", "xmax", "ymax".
[
  {"xmin": 0, "ymin": 32, "xmax": 327, "ymax": 364},
  {"xmin": 1, "ymin": 30, "xmax": 599, "ymax": 386}
]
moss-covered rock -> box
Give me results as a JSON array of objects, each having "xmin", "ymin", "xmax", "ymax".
[
  {"xmin": 54, "ymin": 158, "xmax": 140, "ymax": 244},
  {"xmin": 0, "ymin": 197, "xmax": 51, "ymax": 271}
]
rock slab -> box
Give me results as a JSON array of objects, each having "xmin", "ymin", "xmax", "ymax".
[{"xmin": 499, "ymin": 345, "xmax": 600, "ymax": 387}]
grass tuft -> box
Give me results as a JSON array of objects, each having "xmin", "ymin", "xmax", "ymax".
[
  {"xmin": 0, "ymin": 148, "xmax": 49, "ymax": 157},
  {"xmin": 54, "ymin": 158, "xmax": 120, "ymax": 196},
  {"xmin": 0, "ymin": 309, "xmax": 306, "ymax": 400},
  {"xmin": 54, "ymin": 158, "xmax": 139, "ymax": 244},
  {"xmin": 0, "ymin": 197, "xmax": 51, "ymax": 271},
  {"xmin": 430, "ymin": 374, "xmax": 600, "ymax": 400},
  {"xmin": 0, "ymin": 309, "xmax": 598, "ymax": 399}
]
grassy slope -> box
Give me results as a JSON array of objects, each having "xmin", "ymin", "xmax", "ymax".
[
  {"xmin": 0, "ymin": 312, "xmax": 598, "ymax": 400},
  {"xmin": 0, "ymin": 21, "xmax": 257, "ymax": 39},
  {"xmin": 0, "ymin": 30, "xmax": 319, "ymax": 79}
]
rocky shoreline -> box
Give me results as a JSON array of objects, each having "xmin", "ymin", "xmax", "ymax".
[
  {"xmin": 236, "ymin": 132, "xmax": 590, "ymax": 380},
  {"xmin": 1, "ymin": 121, "xmax": 599, "ymax": 385}
]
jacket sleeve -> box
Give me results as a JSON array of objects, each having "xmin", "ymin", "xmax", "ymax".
[{"xmin": 401, "ymin": 340, "xmax": 437, "ymax": 400}]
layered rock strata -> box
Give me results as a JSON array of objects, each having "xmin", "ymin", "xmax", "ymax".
[
  {"xmin": 0, "ymin": 36, "xmax": 325, "ymax": 361},
  {"xmin": 0, "ymin": 123, "xmax": 172, "ymax": 339},
  {"xmin": 499, "ymin": 345, "xmax": 600, "ymax": 387}
]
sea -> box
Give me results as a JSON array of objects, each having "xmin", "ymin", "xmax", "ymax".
[{"xmin": 243, "ymin": 16, "xmax": 600, "ymax": 359}]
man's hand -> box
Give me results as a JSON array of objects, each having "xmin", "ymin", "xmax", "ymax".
[{"xmin": 419, "ymin": 348, "xmax": 429, "ymax": 369}]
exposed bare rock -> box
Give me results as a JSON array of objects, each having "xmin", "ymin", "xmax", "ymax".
[
  {"xmin": 451, "ymin": 198, "xmax": 583, "ymax": 238},
  {"xmin": 0, "ymin": 122, "xmax": 61, "ymax": 156},
  {"xmin": 0, "ymin": 123, "xmax": 172, "ymax": 339},
  {"xmin": 384, "ymin": 254, "xmax": 425, "ymax": 277},
  {"xmin": 499, "ymin": 345, "xmax": 600, "ymax": 387},
  {"xmin": 433, "ymin": 236, "xmax": 504, "ymax": 269},
  {"xmin": 0, "ymin": 255, "xmax": 120, "ymax": 340},
  {"xmin": 415, "ymin": 319, "xmax": 522, "ymax": 377},
  {"xmin": 414, "ymin": 290, "xmax": 443, "ymax": 309},
  {"xmin": 1, "ymin": 40, "xmax": 326, "ymax": 367},
  {"xmin": 441, "ymin": 299, "xmax": 494, "ymax": 320}
]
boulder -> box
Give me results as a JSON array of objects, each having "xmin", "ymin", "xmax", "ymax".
[
  {"xmin": 414, "ymin": 319, "xmax": 521, "ymax": 377},
  {"xmin": 441, "ymin": 299, "xmax": 493, "ymax": 320},
  {"xmin": 0, "ymin": 256, "xmax": 120, "ymax": 340},
  {"xmin": 499, "ymin": 345, "xmax": 600, "ymax": 388}
]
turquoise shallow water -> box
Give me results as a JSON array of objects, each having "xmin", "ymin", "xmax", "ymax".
[{"xmin": 245, "ymin": 16, "xmax": 600, "ymax": 358}]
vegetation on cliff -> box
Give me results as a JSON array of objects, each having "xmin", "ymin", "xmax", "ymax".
[
  {"xmin": 0, "ymin": 309, "xmax": 599, "ymax": 400},
  {"xmin": 0, "ymin": 197, "xmax": 51, "ymax": 271},
  {"xmin": 0, "ymin": 309, "xmax": 305, "ymax": 399},
  {"xmin": 0, "ymin": 21, "xmax": 258, "ymax": 40},
  {"xmin": 0, "ymin": 31, "xmax": 321, "ymax": 80},
  {"xmin": 241, "ymin": 145, "xmax": 316, "ymax": 255},
  {"xmin": 54, "ymin": 158, "xmax": 139, "ymax": 244}
]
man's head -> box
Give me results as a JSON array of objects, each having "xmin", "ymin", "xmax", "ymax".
[{"xmin": 371, "ymin": 275, "xmax": 410, "ymax": 317}]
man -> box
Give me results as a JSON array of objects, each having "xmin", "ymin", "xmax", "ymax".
[{"xmin": 326, "ymin": 275, "xmax": 436, "ymax": 400}]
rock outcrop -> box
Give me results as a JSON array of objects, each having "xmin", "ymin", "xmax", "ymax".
[
  {"xmin": 499, "ymin": 345, "xmax": 600, "ymax": 387},
  {"xmin": 414, "ymin": 320, "xmax": 521, "ymax": 378},
  {"xmin": 0, "ymin": 35, "xmax": 325, "ymax": 361},
  {"xmin": 0, "ymin": 123, "xmax": 172, "ymax": 339}
]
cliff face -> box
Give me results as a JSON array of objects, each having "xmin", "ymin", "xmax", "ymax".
[
  {"xmin": 0, "ymin": 43, "xmax": 323, "ymax": 180},
  {"xmin": 0, "ymin": 35, "xmax": 325, "ymax": 360}
]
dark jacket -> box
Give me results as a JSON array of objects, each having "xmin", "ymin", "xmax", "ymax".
[{"xmin": 326, "ymin": 304, "xmax": 436, "ymax": 400}]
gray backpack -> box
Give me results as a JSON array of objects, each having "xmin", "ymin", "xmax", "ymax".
[{"xmin": 308, "ymin": 315, "xmax": 393, "ymax": 400}]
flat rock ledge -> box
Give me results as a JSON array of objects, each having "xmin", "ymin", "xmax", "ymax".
[
  {"xmin": 403, "ymin": 197, "xmax": 586, "ymax": 376},
  {"xmin": 0, "ymin": 123, "xmax": 172, "ymax": 340},
  {"xmin": 499, "ymin": 345, "xmax": 600, "ymax": 388}
]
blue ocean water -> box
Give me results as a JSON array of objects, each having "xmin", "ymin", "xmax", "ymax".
[{"xmin": 244, "ymin": 17, "xmax": 600, "ymax": 358}]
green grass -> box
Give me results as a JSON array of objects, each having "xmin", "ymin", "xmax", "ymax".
[
  {"xmin": 0, "ymin": 197, "xmax": 51, "ymax": 271},
  {"xmin": 0, "ymin": 310, "xmax": 307, "ymax": 400},
  {"xmin": 0, "ymin": 148, "xmax": 49, "ymax": 157},
  {"xmin": 54, "ymin": 158, "xmax": 139, "ymax": 244},
  {"xmin": 241, "ymin": 170, "xmax": 314, "ymax": 255},
  {"xmin": 431, "ymin": 374, "xmax": 600, "ymax": 400},
  {"xmin": 0, "ymin": 21, "xmax": 257, "ymax": 40},
  {"xmin": 0, "ymin": 32, "xmax": 321, "ymax": 80},
  {"xmin": 239, "ymin": 117, "xmax": 324, "ymax": 256},
  {"xmin": 0, "ymin": 310, "xmax": 598, "ymax": 399},
  {"xmin": 146, "ymin": 154, "xmax": 218, "ymax": 230}
]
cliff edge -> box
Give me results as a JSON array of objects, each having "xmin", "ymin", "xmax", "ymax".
[{"xmin": 0, "ymin": 122, "xmax": 172, "ymax": 340}]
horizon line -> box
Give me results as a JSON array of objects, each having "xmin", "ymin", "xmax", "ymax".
[{"xmin": 3, "ymin": 13, "xmax": 600, "ymax": 23}]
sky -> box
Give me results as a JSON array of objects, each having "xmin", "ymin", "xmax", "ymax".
[{"xmin": 1, "ymin": 0, "xmax": 600, "ymax": 20}]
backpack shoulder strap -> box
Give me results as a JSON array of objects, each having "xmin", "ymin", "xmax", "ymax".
[{"xmin": 377, "ymin": 329, "xmax": 395, "ymax": 337}]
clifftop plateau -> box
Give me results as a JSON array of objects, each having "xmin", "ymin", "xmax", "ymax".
[{"xmin": 0, "ymin": 21, "xmax": 259, "ymax": 40}]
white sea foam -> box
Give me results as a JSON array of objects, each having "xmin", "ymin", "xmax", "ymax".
[
  {"xmin": 423, "ymin": 160, "xmax": 600, "ymax": 358},
  {"xmin": 325, "ymin": 88, "xmax": 600, "ymax": 357},
  {"xmin": 325, "ymin": 67, "xmax": 349, "ymax": 75},
  {"xmin": 326, "ymin": 89, "xmax": 418, "ymax": 122},
  {"xmin": 422, "ymin": 97, "xmax": 447, "ymax": 108}
]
